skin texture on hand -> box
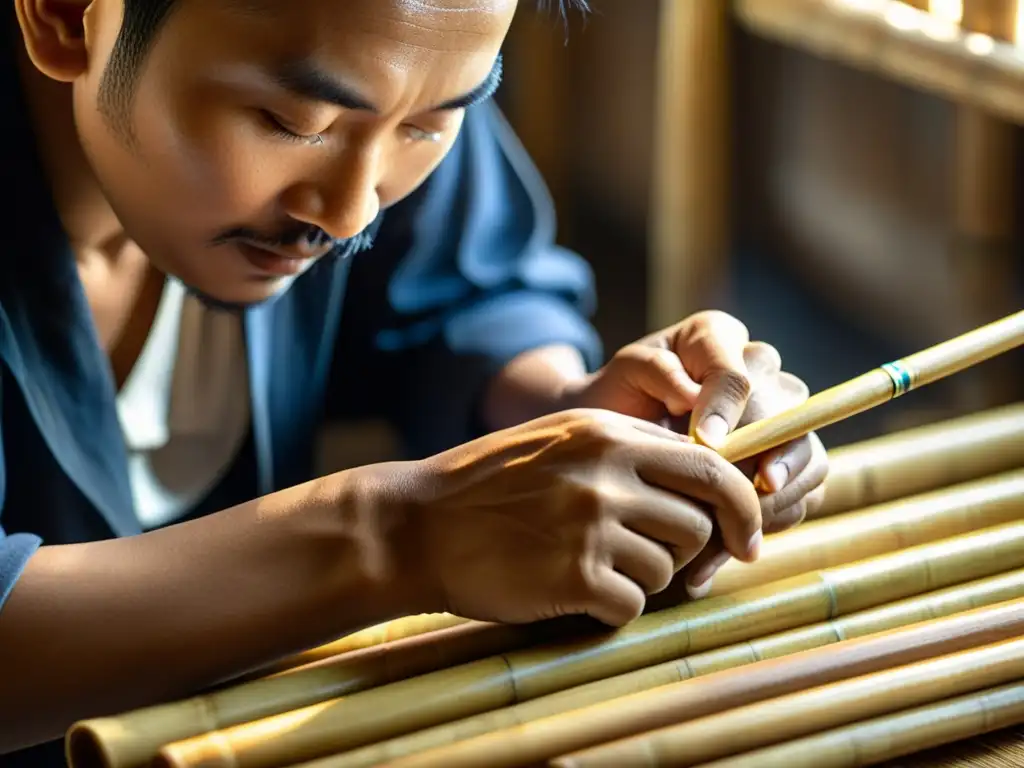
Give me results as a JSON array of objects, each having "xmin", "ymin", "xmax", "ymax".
[
  {"xmin": 545, "ymin": 311, "xmax": 829, "ymax": 595},
  {"xmin": 393, "ymin": 408, "xmax": 763, "ymax": 628}
]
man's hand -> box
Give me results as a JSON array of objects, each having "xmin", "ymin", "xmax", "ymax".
[
  {"xmin": 559, "ymin": 311, "xmax": 829, "ymax": 594},
  {"xmin": 387, "ymin": 409, "xmax": 762, "ymax": 628}
]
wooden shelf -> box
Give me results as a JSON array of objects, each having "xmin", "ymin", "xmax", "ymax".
[{"xmin": 735, "ymin": 0, "xmax": 1024, "ymax": 125}]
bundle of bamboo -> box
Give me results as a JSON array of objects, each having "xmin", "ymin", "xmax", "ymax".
[{"xmin": 65, "ymin": 311, "xmax": 1024, "ymax": 768}]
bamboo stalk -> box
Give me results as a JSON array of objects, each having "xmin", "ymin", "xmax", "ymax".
[
  {"xmin": 708, "ymin": 469, "xmax": 1024, "ymax": 597},
  {"xmin": 65, "ymin": 619, "xmax": 565, "ymax": 768},
  {"xmin": 706, "ymin": 310, "xmax": 1024, "ymax": 463},
  {"xmin": 694, "ymin": 681, "xmax": 1024, "ymax": 767},
  {"xmin": 648, "ymin": 0, "xmax": 731, "ymax": 328},
  {"xmin": 244, "ymin": 615, "xmax": 467, "ymax": 680},
  {"xmin": 817, "ymin": 402, "xmax": 1024, "ymax": 517},
  {"xmin": 554, "ymin": 636, "xmax": 1024, "ymax": 767},
  {"xmin": 294, "ymin": 580, "xmax": 1024, "ymax": 768},
  {"xmin": 145, "ymin": 521, "xmax": 1024, "ymax": 768}
]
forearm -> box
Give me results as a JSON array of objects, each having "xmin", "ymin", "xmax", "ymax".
[
  {"xmin": 481, "ymin": 344, "xmax": 591, "ymax": 432},
  {"xmin": 0, "ymin": 467, "xmax": 420, "ymax": 753}
]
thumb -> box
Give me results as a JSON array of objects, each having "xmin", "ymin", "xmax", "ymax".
[
  {"xmin": 690, "ymin": 364, "xmax": 753, "ymax": 450},
  {"xmin": 671, "ymin": 312, "xmax": 753, "ymax": 449}
]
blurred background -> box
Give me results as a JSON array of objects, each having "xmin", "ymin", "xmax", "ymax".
[{"xmin": 321, "ymin": 0, "xmax": 1024, "ymax": 470}]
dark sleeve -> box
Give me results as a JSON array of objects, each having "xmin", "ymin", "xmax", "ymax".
[
  {"xmin": 328, "ymin": 102, "xmax": 603, "ymax": 457},
  {"xmin": 0, "ymin": 372, "xmax": 43, "ymax": 613}
]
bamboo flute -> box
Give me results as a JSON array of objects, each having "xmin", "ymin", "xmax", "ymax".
[
  {"xmin": 142, "ymin": 521, "xmax": 1024, "ymax": 768},
  {"xmin": 293, "ymin": 589, "xmax": 1024, "ymax": 768},
  {"xmin": 703, "ymin": 310, "xmax": 1024, "ymax": 463},
  {"xmin": 65, "ymin": 618, "xmax": 569, "ymax": 768},
  {"xmin": 693, "ymin": 681, "xmax": 1024, "ymax": 768},
  {"xmin": 817, "ymin": 402, "xmax": 1024, "ymax": 518},
  {"xmin": 707, "ymin": 469, "xmax": 1024, "ymax": 597},
  {"xmin": 244, "ymin": 614, "xmax": 466, "ymax": 680},
  {"xmin": 553, "ymin": 636, "xmax": 1024, "ymax": 768}
]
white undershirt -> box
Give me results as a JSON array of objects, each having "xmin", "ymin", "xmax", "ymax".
[{"xmin": 115, "ymin": 278, "xmax": 251, "ymax": 530}]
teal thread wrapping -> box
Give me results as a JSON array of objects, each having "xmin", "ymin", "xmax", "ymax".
[{"xmin": 881, "ymin": 360, "xmax": 915, "ymax": 398}]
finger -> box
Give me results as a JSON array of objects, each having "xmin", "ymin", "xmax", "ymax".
[
  {"xmin": 626, "ymin": 417, "xmax": 694, "ymax": 445},
  {"xmin": 764, "ymin": 499, "xmax": 807, "ymax": 535},
  {"xmin": 759, "ymin": 432, "xmax": 829, "ymax": 522},
  {"xmin": 610, "ymin": 345, "xmax": 701, "ymax": 416},
  {"xmin": 743, "ymin": 341, "xmax": 783, "ymax": 379},
  {"xmin": 673, "ymin": 313, "xmax": 752, "ymax": 448},
  {"xmin": 579, "ymin": 567, "xmax": 647, "ymax": 627},
  {"xmin": 617, "ymin": 487, "xmax": 714, "ymax": 572},
  {"xmin": 805, "ymin": 483, "xmax": 827, "ymax": 518},
  {"xmin": 685, "ymin": 545, "xmax": 730, "ymax": 599},
  {"xmin": 755, "ymin": 435, "xmax": 815, "ymax": 495},
  {"xmin": 631, "ymin": 443, "xmax": 762, "ymax": 563},
  {"xmin": 607, "ymin": 525, "xmax": 677, "ymax": 595}
]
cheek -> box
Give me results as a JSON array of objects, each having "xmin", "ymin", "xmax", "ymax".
[{"xmin": 133, "ymin": 99, "xmax": 285, "ymax": 217}]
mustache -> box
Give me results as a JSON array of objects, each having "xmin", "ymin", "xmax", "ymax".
[
  {"xmin": 211, "ymin": 224, "xmax": 334, "ymax": 250},
  {"xmin": 210, "ymin": 223, "xmax": 378, "ymax": 258}
]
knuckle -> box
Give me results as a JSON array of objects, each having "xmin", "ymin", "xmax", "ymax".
[
  {"xmin": 779, "ymin": 371, "xmax": 811, "ymax": 403},
  {"xmin": 744, "ymin": 341, "xmax": 782, "ymax": 373},
  {"xmin": 688, "ymin": 448, "xmax": 727, "ymax": 491},
  {"xmin": 691, "ymin": 513, "xmax": 715, "ymax": 548},
  {"xmin": 695, "ymin": 310, "xmax": 749, "ymax": 338},
  {"xmin": 710, "ymin": 368, "xmax": 752, "ymax": 405},
  {"xmin": 569, "ymin": 409, "xmax": 622, "ymax": 442},
  {"xmin": 650, "ymin": 561, "xmax": 674, "ymax": 594}
]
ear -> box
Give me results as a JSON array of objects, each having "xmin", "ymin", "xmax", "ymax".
[{"xmin": 14, "ymin": 0, "xmax": 94, "ymax": 82}]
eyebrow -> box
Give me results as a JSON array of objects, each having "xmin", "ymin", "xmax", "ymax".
[{"xmin": 270, "ymin": 54, "xmax": 503, "ymax": 114}]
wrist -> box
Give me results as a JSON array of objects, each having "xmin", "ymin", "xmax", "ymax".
[{"xmin": 328, "ymin": 460, "xmax": 446, "ymax": 618}]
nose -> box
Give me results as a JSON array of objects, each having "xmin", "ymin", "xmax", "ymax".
[{"xmin": 281, "ymin": 143, "xmax": 382, "ymax": 241}]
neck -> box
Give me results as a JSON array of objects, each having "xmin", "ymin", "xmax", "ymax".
[{"xmin": 16, "ymin": 39, "xmax": 125, "ymax": 258}]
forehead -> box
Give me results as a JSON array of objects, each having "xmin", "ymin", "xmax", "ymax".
[
  {"xmin": 207, "ymin": 0, "xmax": 518, "ymax": 51},
  {"xmin": 152, "ymin": 0, "xmax": 515, "ymax": 108}
]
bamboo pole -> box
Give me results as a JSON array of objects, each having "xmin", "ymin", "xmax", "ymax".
[
  {"xmin": 708, "ymin": 469, "xmax": 1024, "ymax": 597},
  {"xmin": 243, "ymin": 614, "xmax": 466, "ymax": 680},
  {"xmin": 648, "ymin": 0, "xmax": 731, "ymax": 329},
  {"xmin": 695, "ymin": 681, "xmax": 1024, "ymax": 767},
  {"xmin": 554, "ymin": 636, "xmax": 1024, "ymax": 767},
  {"xmin": 142, "ymin": 521, "xmax": 1024, "ymax": 768},
  {"xmin": 817, "ymin": 402, "xmax": 1024, "ymax": 517},
  {"xmin": 65, "ymin": 619, "xmax": 563, "ymax": 768},
  {"xmin": 297, "ymin": 580, "xmax": 1024, "ymax": 768},
  {"xmin": 707, "ymin": 310, "xmax": 1024, "ymax": 463}
]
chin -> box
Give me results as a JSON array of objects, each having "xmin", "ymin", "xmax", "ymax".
[{"xmin": 179, "ymin": 275, "xmax": 298, "ymax": 313}]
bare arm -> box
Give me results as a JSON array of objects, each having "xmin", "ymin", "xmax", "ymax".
[
  {"xmin": 0, "ymin": 466, "xmax": 421, "ymax": 754},
  {"xmin": 481, "ymin": 344, "xmax": 590, "ymax": 431}
]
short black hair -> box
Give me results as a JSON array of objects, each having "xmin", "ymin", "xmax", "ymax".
[{"xmin": 97, "ymin": 0, "xmax": 590, "ymax": 143}]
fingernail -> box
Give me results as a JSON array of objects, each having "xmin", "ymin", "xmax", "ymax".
[
  {"xmin": 758, "ymin": 462, "xmax": 789, "ymax": 494},
  {"xmin": 697, "ymin": 414, "xmax": 729, "ymax": 448},
  {"xmin": 688, "ymin": 551, "xmax": 731, "ymax": 592},
  {"xmin": 686, "ymin": 579, "xmax": 714, "ymax": 600},
  {"xmin": 746, "ymin": 529, "xmax": 763, "ymax": 561}
]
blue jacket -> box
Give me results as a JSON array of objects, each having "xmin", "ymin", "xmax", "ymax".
[{"xmin": 0, "ymin": 16, "xmax": 601, "ymax": 762}]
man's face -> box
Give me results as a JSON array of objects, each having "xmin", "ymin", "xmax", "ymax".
[{"xmin": 67, "ymin": 0, "xmax": 514, "ymax": 306}]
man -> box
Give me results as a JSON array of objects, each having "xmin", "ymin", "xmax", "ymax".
[{"xmin": 0, "ymin": 0, "xmax": 827, "ymax": 762}]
